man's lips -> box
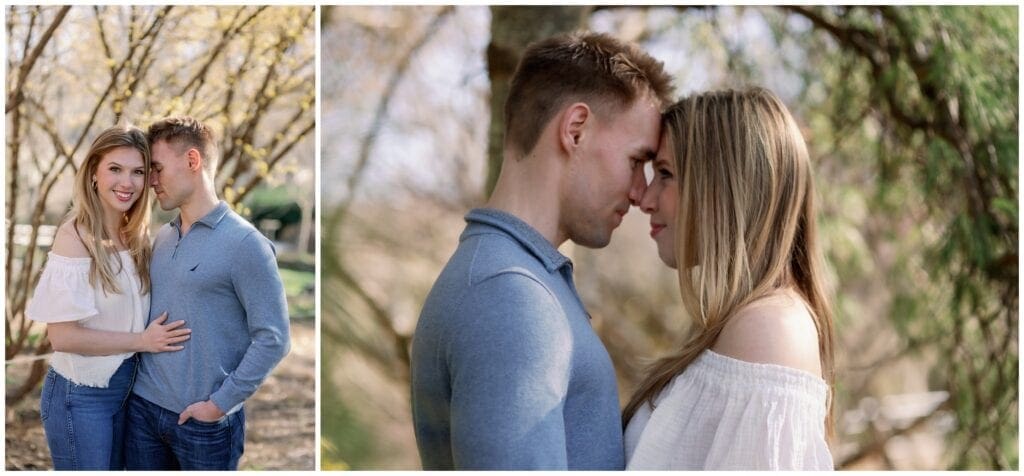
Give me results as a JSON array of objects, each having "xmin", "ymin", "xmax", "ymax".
[
  {"xmin": 650, "ymin": 223, "xmax": 666, "ymax": 237},
  {"xmin": 613, "ymin": 208, "xmax": 628, "ymax": 226}
]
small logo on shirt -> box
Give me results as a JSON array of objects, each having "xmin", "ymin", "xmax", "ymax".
[{"xmin": 190, "ymin": 263, "xmax": 200, "ymax": 271}]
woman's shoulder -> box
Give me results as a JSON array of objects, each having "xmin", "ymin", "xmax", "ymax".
[
  {"xmin": 51, "ymin": 221, "xmax": 91, "ymax": 258},
  {"xmin": 711, "ymin": 289, "xmax": 823, "ymax": 378}
]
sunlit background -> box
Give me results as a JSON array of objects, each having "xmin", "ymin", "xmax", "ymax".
[{"xmin": 5, "ymin": 5, "xmax": 316, "ymax": 470}]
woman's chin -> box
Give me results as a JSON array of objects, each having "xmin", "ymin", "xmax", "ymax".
[{"xmin": 657, "ymin": 251, "xmax": 678, "ymax": 269}]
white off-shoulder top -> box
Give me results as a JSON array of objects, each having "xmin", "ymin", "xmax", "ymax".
[
  {"xmin": 26, "ymin": 251, "xmax": 148, "ymax": 388},
  {"xmin": 624, "ymin": 349, "xmax": 833, "ymax": 470}
]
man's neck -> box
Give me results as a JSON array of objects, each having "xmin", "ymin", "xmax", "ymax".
[
  {"xmin": 486, "ymin": 156, "xmax": 567, "ymax": 247},
  {"xmin": 178, "ymin": 188, "xmax": 220, "ymax": 236}
]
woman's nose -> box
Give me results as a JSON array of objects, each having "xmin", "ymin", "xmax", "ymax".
[{"xmin": 639, "ymin": 181, "xmax": 659, "ymax": 214}]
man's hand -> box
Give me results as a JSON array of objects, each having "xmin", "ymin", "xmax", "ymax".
[{"xmin": 177, "ymin": 400, "xmax": 225, "ymax": 425}]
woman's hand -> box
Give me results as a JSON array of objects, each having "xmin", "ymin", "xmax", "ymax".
[{"xmin": 137, "ymin": 312, "xmax": 191, "ymax": 353}]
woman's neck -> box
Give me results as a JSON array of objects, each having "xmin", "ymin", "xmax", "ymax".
[{"xmin": 102, "ymin": 213, "xmax": 127, "ymax": 250}]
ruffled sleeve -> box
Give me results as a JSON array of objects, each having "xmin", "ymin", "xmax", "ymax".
[
  {"xmin": 25, "ymin": 252, "xmax": 99, "ymax": 323},
  {"xmin": 626, "ymin": 350, "xmax": 833, "ymax": 470}
]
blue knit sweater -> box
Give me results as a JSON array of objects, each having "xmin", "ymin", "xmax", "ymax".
[
  {"xmin": 411, "ymin": 208, "xmax": 624, "ymax": 470},
  {"xmin": 133, "ymin": 201, "xmax": 290, "ymax": 415}
]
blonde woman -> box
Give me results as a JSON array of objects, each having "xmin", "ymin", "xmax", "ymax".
[
  {"xmin": 624, "ymin": 88, "xmax": 836, "ymax": 469},
  {"xmin": 26, "ymin": 125, "xmax": 192, "ymax": 470}
]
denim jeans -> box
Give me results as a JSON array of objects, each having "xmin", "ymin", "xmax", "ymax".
[
  {"xmin": 124, "ymin": 393, "xmax": 245, "ymax": 470},
  {"xmin": 39, "ymin": 355, "xmax": 138, "ymax": 470}
]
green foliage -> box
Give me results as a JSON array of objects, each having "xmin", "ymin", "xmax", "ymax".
[
  {"xmin": 320, "ymin": 347, "xmax": 376, "ymax": 469},
  {"xmin": 279, "ymin": 268, "xmax": 314, "ymax": 319},
  {"xmin": 320, "ymin": 388, "xmax": 375, "ymax": 469},
  {"xmin": 798, "ymin": 5, "xmax": 1017, "ymax": 468},
  {"xmin": 244, "ymin": 185, "xmax": 304, "ymax": 229}
]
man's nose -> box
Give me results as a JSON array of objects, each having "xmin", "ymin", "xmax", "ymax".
[
  {"xmin": 639, "ymin": 180, "xmax": 658, "ymax": 214},
  {"xmin": 628, "ymin": 167, "xmax": 648, "ymax": 206}
]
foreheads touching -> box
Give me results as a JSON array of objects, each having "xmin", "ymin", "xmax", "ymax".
[{"xmin": 503, "ymin": 31, "xmax": 675, "ymax": 158}]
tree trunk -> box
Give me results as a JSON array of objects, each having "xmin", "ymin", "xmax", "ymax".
[{"xmin": 485, "ymin": 6, "xmax": 590, "ymax": 196}]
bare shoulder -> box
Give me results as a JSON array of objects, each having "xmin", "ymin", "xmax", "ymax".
[
  {"xmin": 711, "ymin": 289, "xmax": 823, "ymax": 377},
  {"xmin": 50, "ymin": 221, "xmax": 90, "ymax": 258}
]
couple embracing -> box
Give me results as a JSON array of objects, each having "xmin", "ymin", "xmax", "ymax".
[
  {"xmin": 26, "ymin": 117, "xmax": 290, "ymax": 470},
  {"xmin": 411, "ymin": 32, "xmax": 836, "ymax": 470}
]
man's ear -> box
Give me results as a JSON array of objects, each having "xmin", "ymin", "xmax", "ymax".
[
  {"xmin": 186, "ymin": 148, "xmax": 203, "ymax": 172},
  {"xmin": 558, "ymin": 102, "xmax": 591, "ymax": 156}
]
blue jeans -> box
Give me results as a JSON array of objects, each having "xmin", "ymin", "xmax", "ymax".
[
  {"xmin": 39, "ymin": 355, "xmax": 138, "ymax": 470},
  {"xmin": 124, "ymin": 393, "xmax": 245, "ymax": 470}
]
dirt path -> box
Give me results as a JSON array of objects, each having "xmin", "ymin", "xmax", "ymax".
[{"xmin": 5, "ymin": 319, "xmax": 315, "ymax": 471}]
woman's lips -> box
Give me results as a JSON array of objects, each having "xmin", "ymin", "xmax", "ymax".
[{"xmin": 650, "ymin": 224, "xmax": 665, "ymax": 237}]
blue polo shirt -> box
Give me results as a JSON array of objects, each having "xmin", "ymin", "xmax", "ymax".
[
  {"xmin": 411, "ymin": 208, "xmax": 624, "ymax": 470},
  {"xmin": 133, "ymin": 201, "xmax": 290, "ymax": 415}
]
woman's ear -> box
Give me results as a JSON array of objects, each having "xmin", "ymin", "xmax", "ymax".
[{"xmin": 558, "ymin": 102, "xmax": 591, "ymax": 156}]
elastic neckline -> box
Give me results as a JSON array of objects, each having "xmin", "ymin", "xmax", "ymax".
[{"xmin": 679, "ymin": 349, "xmax": 830, "ymax": 406}]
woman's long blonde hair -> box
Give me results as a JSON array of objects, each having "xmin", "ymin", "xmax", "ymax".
[
  {"xmin": 67, "ymin": 124, "xmax": 153, "ymax": 294},
  {"xmin": 623, "ymin": 87, "xmax": 836, "ymax": 438}
]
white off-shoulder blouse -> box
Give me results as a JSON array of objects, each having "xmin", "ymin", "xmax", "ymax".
[
  {"xmin": 624, "ymin": 349, "xmax": 833, "ymax": 470},
  {"xmin": 26, "ymin": 251, "xmax": 148, "ymax": 388}
]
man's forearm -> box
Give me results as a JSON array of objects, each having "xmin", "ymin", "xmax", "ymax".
[{"xmin": 208, "ymin": 328, "xmax": 290, "ymax": 413}]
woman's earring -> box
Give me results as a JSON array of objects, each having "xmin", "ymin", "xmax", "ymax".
[{"xmin": 91, "ymin": 176, "xmax": 97, "ymax": 191}]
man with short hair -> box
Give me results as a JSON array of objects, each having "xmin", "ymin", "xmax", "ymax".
[
  {"xmin": 125, "ymin": 116, "xmax": 290, "ymax": 470},
  {"xmin": 411, "ymin": 32, "xmax": 674, "ymax": 470}
]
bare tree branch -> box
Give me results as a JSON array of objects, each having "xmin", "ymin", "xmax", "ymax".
[
  {"xmin": 93, "ymin": 6, "xmax": 116, "ymax": 77},
  {"xmin": 6, "ymin": 5, "xmax": 70, "ymax": 113},
  {"xmin": 334, "ymin": 6, "xmax": 454, "ymax": 227},
  {"xmin": 334, "ymin": 259, "xmax": 411, "ymax": 380},
  {"xmin": 837, "ymin": 400, "xmax": 952, "ymax": 468},
  {"xmin": 177, "ymin": 6, "xmax": 268, "ymax": 102}
]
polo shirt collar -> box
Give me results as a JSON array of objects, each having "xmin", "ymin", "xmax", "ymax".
[
  {"xmin": 464, "ymin": 208, "xmax": 570, "ymax": 273},
  {"xmin": 170, "ymin": 200, "xmax": 231, "ymax": 232}
]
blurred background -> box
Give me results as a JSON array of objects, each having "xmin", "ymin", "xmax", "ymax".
[
  {"xmin": 323, "ymin": 5, "xmax": 1019, "ymax": 470},
  {"xmin": 5, "ymin": 5, "xmax": 315, "ymax": 470}
]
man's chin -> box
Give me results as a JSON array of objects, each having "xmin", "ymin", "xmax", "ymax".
[{"xmin": 570, "ymin": 231, "xmax": 613, "ymax": 249}]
